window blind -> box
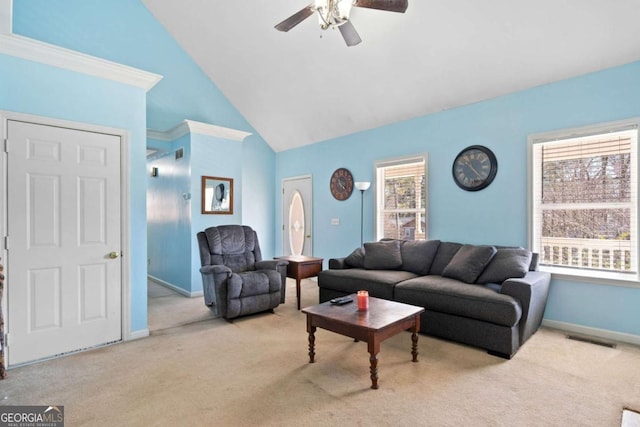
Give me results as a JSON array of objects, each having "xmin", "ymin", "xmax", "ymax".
[
  {"xmin": 375, "ymin": 156, "xmax": 427, "ymax": 241},
  {"xmin": 532, "ymin": 126, "xmax": 638, "ymax": 274}
]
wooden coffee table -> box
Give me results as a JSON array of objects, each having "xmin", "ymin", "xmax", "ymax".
[
  {"xmin": 275, "ymin": 255, "xmax": 323, "ymax": 310},
  {"xmin": 301, "ymin": 295, "xmax": 425, "ymax": 389}
]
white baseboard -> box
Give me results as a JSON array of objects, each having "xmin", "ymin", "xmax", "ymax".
[
  {"xmin": 147, "ymin": 275, "xmax": 203, "ymax": 298},
  {"xmin": 126, "ymin": 329, "xmax": 149, "ymax": 341},
  {"xmin": 542, "ymin": 319, "xmax": 640, "ymax": 346}
]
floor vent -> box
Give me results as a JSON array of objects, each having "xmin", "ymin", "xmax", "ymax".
[{"xmin": 566, "ymin": 334, "xmax": 616, "ymax": 348}]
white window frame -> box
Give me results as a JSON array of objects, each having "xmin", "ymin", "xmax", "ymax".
[
  {"xmin": 374, "ymin": 154, "xmax": 428, "ymax": 241},
  {"xmin": 528, "ymin": 118, "xmax": 640, "ymax": 284}
]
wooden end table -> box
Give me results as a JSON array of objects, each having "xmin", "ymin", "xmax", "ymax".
[
  {"xmin": 302, "ymin": 295, "xmax": 425, "ymax": 389},
  {"xmin": 275, "ymin": 255, "xmax": 323, "ymax": 310}
]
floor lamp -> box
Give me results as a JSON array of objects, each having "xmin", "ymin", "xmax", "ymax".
[{"xmin": 355, "ymin": 181, "xmax": 371, "ymax": 247}]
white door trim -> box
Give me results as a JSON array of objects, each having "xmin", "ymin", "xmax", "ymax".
[{"xmin": 0, "ymin": 110, "xmax": 132, "ymax": 364}]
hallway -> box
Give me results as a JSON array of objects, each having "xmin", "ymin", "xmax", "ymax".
[{"xmin": 147, "ymin": 281, "xmax": 216, "ymax": 332}]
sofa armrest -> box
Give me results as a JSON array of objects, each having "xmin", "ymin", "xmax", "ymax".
[
  {"xmin": 199, "ymin": 265, "xmax": 232, "ymax": 311},
  {"xmin": 257, "ymin": 260, "xmax": 289, "ymax": 303},
  {"xmin": 329, "ymin": 258, "xmax": 350, "ymax": 269},
  {"xmin": 256, "ymin": 259, "xmax": 288, "ymax": 271},
  {"xmin": 200, "ymin": 265, "xmax": 232, "ymax": 275},
  {"xmin": 500, "ymin": 271, "xmax": 551, "ymax": 345}
]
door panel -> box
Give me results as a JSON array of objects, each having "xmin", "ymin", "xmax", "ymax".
[
  {"xmin": 28, "ymin": 267, "xmax": 61, "ymax": 331},
  {"xmin": 7, "ymin": 120, "xmax": 122, "ymax": 366},
  {"xmin": 29, "ymin": 174, "xmax": 61, "ymax": 247}
]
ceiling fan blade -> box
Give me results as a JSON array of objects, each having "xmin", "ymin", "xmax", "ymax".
[
  {"xmin": 275, "ymin": 5, "xmax": 315, "ymax": 32},
  {"xmin": 353, "ymin": 0, "xmax": 408, "ymax": 13},
  {"xmin": 338, "ymin": 21, "xmax": 362, "ymax": 47}
]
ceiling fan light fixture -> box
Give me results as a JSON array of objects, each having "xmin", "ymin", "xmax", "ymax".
[
  {"xmin": 315, "ymin": 0, "xmax": 353, "ymax": 30},
  {"xmin": 275, "ymin": 0, "xmax": 407, "ymax": 46},
  {"xmin": 337, "ymin": 0, "xmax": 354, "ymax": 20}
]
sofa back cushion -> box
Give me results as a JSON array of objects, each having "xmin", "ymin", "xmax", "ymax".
[
  {"xmin": 401, "ymin": 239, "xmax": 441, "ymax": 275},
  {"xmin": 477, "ymin": 248, "xmax": 533, "ymax": 284},
  {"xmin": 344, "ymin": 247, "xmax": 365, "ymax": 268},
  {"xmin": 429, "ymin": 242, "xmax": 463, "ymax": 275},
  {"xmin": 364, "ymin": 240, "xmax": 403, "ymax": 270},
  {"xmin": 442, "ymin": 244, "xmax": 497, "ymax": 283}
]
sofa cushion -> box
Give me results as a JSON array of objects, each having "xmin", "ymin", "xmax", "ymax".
[
  {"xmin": 394, "ymin": 275, "xmax": 522, "ymax": 327},
  {"xmin": 477, "ymin": 248, "xmax": 533, "ymax": 284},
  {"xmin": 344, "ymin": 247, "xmax": 365, "ymax": 268},
  {"xmin": 364, "ymin": 240, "xmax": 403, "ymax": 270},
  {"xmin": 442, "ymin": 245, "xmax": 497, "ymax": 283},
  {"xmin": 318, "ymin": 269, "xmax": 417, "ymax": 300},
  {"xmin": 401, "ymin": 239, "xmax": 441, "ymax": 275},
  {"xmin": 429, "ymin": 242, "xmax": 463, "ymax": 275}
]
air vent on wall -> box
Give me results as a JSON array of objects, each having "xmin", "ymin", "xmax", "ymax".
[{"xmin": 175, "ymin": 148, "xmax": 184, "ymax": 160}]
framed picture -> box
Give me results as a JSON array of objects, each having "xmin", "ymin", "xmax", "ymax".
[{"xmin": 202, "ymin": 176, "xmax": 233, "ymax": 214}]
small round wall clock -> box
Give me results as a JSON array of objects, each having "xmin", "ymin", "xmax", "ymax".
[
  {"xmin": 330, "ymin": 167, "xmax": 354, "ymax": 200},
  {"xmin": 452, "ymin": 145, "xmax": 498, "ymax": 191}
]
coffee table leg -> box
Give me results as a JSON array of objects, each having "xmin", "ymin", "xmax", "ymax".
[
  {"xmin": 368, "ymin": 340, "xmax": 380, "ymax": 389},
  {"xmin": 308, "ymin": 325, "xmax": 316, "ymax": 363},
  {"xmin": 411, "ymin": 317, "xmax": 420, "ymax": 362},
  {"xmin": 369, "ymin": 352, "xmax": 379, "ymax": 389}
]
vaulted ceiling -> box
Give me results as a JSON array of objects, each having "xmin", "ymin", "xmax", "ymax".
[{"xmin": 142, "ymin": 0, "xmax": 640, "ymax": 152}]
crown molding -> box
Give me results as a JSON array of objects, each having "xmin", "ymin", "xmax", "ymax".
[
  {"xmin": 0, "ymin": 33, "xmax": 162, "ymax": 91},
  {"xmin": 147, "ymin": 120, "xmax": 252, "ymax": 142}
]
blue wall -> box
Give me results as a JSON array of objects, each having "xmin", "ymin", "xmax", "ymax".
[
  {"xmin": 189, "ymin": 133, "xmax": 243, "ymax": 292},
  {"xmin": 275, "ymin": 61, "xmax": 640, "ymax": 338},
  {"xmin": 241, "ymin": 134, "xmax": 277, "ymax": 259},
  {"xmin": 12, "ymin": 0, "xmax": 278, "ymax": 268},
  {"xmin": 0, "ymin": 54, "xmax": 149, "ymax": 333},
  {"xmin": 147, "ymin": 136, "xmax": 192, "ymax": 292},
  {"xmin": 12, "ymin": 0, "xmax": 250, "ymax": 133}
]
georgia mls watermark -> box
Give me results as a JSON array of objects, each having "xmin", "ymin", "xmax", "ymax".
[{"xmin": 0, "ymin": 406, "xmax": 64, "ymax": 427}]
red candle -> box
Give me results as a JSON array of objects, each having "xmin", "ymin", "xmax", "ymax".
[{"xmin": 357, "ymin": 290, "xmax": 369, "ymax": 311}]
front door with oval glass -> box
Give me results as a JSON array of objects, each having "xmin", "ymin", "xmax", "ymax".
[{"xmin": 282, "ymin": 176, "xmax": 313, "ymax": 256}]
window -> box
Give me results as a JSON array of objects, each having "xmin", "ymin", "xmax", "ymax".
[
  {"xmin": 375, "ymin": 155, "xmax": 427, "ymax": 241},
  {"xmin": 529, "ymin": 120, "xmax": 639, "ymax": 280}
]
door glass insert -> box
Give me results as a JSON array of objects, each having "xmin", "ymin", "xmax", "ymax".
[{"xmin": 289, "ymin": 191, "xmax": 305, "ymax": 256}]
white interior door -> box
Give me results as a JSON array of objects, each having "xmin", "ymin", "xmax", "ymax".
[
  {"xmin": 6, "ymin": 120, "xmax": 122, "ymax": 366},
  {"xmin": 282, "ymin": 176, "xmax": 313, "ymax": 256}
]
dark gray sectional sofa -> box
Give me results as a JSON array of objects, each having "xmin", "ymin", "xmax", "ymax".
[{"xmin": 317, "ymin": 239, "xmax": 551, "ymax": 359}]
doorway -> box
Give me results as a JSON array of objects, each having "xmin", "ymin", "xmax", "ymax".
[{"xmin": 282, "ymin": 175, "xmax": 313, "ymax": 256}]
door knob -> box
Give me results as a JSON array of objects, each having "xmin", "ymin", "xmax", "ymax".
[
  {"xmin": 306, "ymin": 235, "xmax": 311, "ymax": 238},
  {"xmin": 108, "ymin": 251, "xmax": 119, "ymax": 259}
]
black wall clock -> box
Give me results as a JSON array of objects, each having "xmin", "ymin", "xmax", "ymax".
[
  {"xmin": 452, "ymin": 145, "xmax": 498, "ymax": 191},
  {"xmin": 330, "ymin": 168, "xmax": 354, "ymax": 200}
]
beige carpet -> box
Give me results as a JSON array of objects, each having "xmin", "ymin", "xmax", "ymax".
[{"xmin": 1, "ymin": 278, "xmax": 640, "ymax": 426}]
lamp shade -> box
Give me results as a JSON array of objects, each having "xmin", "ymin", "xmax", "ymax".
[{"xmin": 355, "ymin": 181, "xmax": 371, "ymax": 191}]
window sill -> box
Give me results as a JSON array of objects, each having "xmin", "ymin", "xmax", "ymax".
[{"xmin": 540, "ymin": 265, "xmax": 640, "ymax": 288}]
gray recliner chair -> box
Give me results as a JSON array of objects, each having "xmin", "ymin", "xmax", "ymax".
[{"xmin": 197, "ymin": 225, "xmax": 288, "ymax": 320}]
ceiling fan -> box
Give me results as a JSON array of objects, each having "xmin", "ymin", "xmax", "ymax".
[{"xmin": 275, "ymin": 0, "xmax": 408, "ymax": 47}]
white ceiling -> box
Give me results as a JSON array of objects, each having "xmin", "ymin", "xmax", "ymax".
[{"xmin": 142, "ymin": 0, "xmax": 640, "ymax": 152}]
